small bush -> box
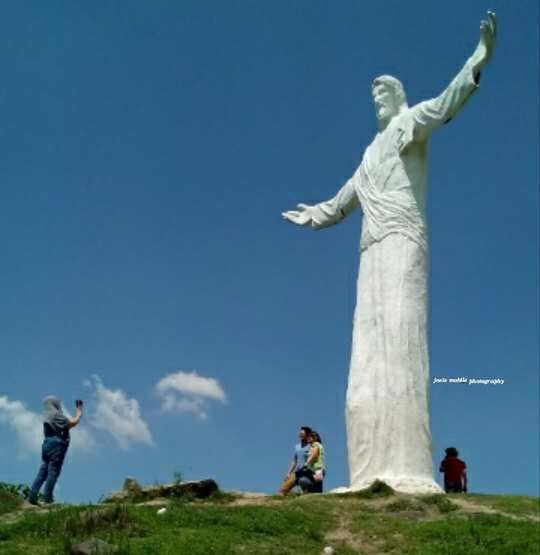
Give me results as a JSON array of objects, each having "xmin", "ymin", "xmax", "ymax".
[{"xmin": 356, "ymin": 480, "xmax": 395, "ymax": 499}]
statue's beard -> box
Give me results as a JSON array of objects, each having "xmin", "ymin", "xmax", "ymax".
[{"xmin": 375, "ymin": 103, "xmax": 398, "ymax": 127}]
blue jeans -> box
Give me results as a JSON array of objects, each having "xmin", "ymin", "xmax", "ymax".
[{"xmin": 29, "ymin": 437, "xmax": 68, "ymax": 503}]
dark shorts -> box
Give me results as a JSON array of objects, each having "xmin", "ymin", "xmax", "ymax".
[
  {"xmin": 295, "ymin": 468, "xmax": 324, "ymax": 493},
  {"xmin": 444, "ymin": 482, "xmax": 464, "ymax": 493}
]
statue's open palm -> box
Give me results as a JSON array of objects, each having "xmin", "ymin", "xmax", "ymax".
[{"xmin": 282, "ymin": 203, "xmax": 314, "ymax": 226}]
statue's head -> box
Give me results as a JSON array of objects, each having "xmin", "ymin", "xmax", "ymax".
[{"xmin": 372, "ymin": 75, "xmax": 408, "ymax": 128}]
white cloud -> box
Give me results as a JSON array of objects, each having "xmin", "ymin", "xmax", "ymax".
[
  {"xmin": 155, "ymin": 370, "xmax": 227, "ymax": 420},
  {"xmin": 85, "ymin": 376, "xmax": 153, "ymax": 450},
  {"xmin": 0, "ymin": 396, "xmax": 42, "ymax": 456},
  {"xmin": 0, "ymin": 395, "xmax": 95, "ymax": 456}
]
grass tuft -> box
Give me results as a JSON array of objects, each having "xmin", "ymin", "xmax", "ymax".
[
  {"xmin": 420, "ymin": 494, "xmax": 458, "ymax": 513},
  {"xmin": 385, "ymin": 498, "xmax": 426, "ymax": 513},
  {"xmin": 0, "ymin": 489, "xmax": 22, "ymax": 517}
]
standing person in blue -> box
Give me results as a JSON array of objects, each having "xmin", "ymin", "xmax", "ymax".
[
  {"xmin": 279, "ymin": 426, "xmax": 312, "ymax": 495},
  {"xmin": 28, "ymin": 396, "xmax": 83, "ymax": 505}
]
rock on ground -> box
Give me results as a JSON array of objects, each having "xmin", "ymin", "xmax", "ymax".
[
  {"xmin": 103, "ymin": 478, "xmax": 219, "ymax": 503},
  {"xmin": 70, "ymin": 537, "xmax": 117, "ymax": 554}
]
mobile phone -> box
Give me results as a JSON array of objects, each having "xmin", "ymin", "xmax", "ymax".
[{"xmin": 75, "ymin": 399, "xmax": 84, "ymax": 408}]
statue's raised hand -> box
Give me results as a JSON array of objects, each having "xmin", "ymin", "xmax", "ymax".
[
  {"xmin": 472, "ymin": 11, "xmax": 497, "ymax": 71},
  {"xmin": 282, "ymin": 203, "xmax": 314, "ymax": 226}
]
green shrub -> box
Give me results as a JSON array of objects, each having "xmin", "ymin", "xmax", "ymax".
[{"xmin": 355, "ymin": 479, "xmax": 395, "ymax": 499}]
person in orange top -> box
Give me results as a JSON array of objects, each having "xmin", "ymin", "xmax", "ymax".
[{"xmin": 439, "ymin": 447, "xmax": 467, "ymax": 493}]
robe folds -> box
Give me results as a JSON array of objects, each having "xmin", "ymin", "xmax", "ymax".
[{"xmin": 310, "ymin": 58, "xmax": 479, "ymax": 493}]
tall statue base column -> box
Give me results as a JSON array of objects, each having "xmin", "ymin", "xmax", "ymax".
[{"xmin": 345, "ymin": 234, "xmax": 442, "ymax": 495}]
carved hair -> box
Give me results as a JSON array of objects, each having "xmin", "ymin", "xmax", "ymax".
[{"xmin": 372, "ymin": 75, "xmax": 408, "ymax": 109}]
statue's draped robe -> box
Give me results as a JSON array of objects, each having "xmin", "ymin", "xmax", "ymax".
[{"xmin": 309, "ymin": 59, "xmax": 479, "ymax": 493}]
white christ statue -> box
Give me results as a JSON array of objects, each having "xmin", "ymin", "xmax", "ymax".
[{"xmin": 282, "ymin": 12, "xmax": 497, "ymax": 494}]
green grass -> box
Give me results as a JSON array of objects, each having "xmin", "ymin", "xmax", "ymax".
[
  {"xmin": 384, "ymin": 498, "xmax": 427, "ymax": 513},
  {"xmin": 0, "ymin": 489, "xmax": 22, "ymax": 517},
  {"xmin": 349, "ymin": 503, "xmax": 539, "ymax": 554},
  {"xmin": 0, "ymin": 492, "xmax": 538, "ymax": 554},
  {"xmin": 419, "ymin": 494, "xmax": 458, "ymax": 513},
  {"xmin": 0, "ymin": 497, "xmax": 338, "ymax": 555},
  {"xmin": 0, "ymin": 482, "xmax": 31, "ymax": 516},
  {"xmin": 464, "ymin": 494, "xmax": 540, "ymax": 518}
]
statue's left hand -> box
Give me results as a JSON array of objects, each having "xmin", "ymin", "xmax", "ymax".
[{"xmin": 472, "ymin": 11, "xmax": 497, "ymax": 70}]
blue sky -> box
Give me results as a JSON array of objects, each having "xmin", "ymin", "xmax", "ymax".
[{"xmin": 0, "ymin": 1, "xmax": 538, "ymax": 502}]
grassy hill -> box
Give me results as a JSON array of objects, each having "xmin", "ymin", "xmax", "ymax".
[{"xmin": 0, "ymin": 482, "xmax": 538, "ymax": 554}]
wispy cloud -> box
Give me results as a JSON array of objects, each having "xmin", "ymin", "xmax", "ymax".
[
  {"xmin": 155, "ymin": 370, "xmax": 227, "ymax": 420},
  {"xmin": 0, "ymin": 395, "xmax": 95, "ymax": 456},
  {"xmin": 85, "ymin": 376, "xmax": 153, "ymax": 449},
  {"xmin": 0, "ymin": 396, "xmax": 42, "ymax": 456}
]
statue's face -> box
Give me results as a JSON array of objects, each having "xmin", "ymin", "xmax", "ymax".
[{"xmin": 372, "ymin": 83, "xmax": 398, "ymax": 124}]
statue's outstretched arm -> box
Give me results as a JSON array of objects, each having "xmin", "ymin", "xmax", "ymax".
[
  {"xmin": 413, "ymin": 11, "xmax": 497, "ymax": 139},
  {"xmin": 282, "ymin": 175, "xmax": 359, "ymax": 230}
]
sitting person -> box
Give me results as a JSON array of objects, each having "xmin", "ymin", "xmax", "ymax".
[
  {"xmin": 28, "ymin": 397, "xmax": 83, "ymax": 505},
  {"xmin": 293, "ymin": 430, "xmax": 326, "ymax": 494},
  {"xmin": 279, "ymin": 426, "xmax": 312, "ymax": 495},
  {"xmin": 305, "ymin": 431, "xmax": 325, "ymax": 493},
  {"xmin": 439, "ymin": 447, "xmax": 467, "ymax": 493}
]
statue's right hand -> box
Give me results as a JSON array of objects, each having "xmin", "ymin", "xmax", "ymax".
[
  {"xmin": 472, "ymin": 11, "xmax": 497, "ymax": 70},
  {"xmin": 282, "ymin": 203, "xmax": 314, "ymax": 226}
]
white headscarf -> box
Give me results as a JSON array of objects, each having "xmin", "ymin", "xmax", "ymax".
[{"xmin": 43, "ymin": 396, "xmax": 69, "ymax": 434}]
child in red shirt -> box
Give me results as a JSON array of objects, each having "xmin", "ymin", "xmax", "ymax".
[{"xmin": 439, "ymin": 447, "xmax": 467, "ymax": 493}]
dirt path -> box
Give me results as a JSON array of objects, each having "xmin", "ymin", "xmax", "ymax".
[{"xmin": 0, "ymin": 501, "xmax": 53, "ymax": 524}]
